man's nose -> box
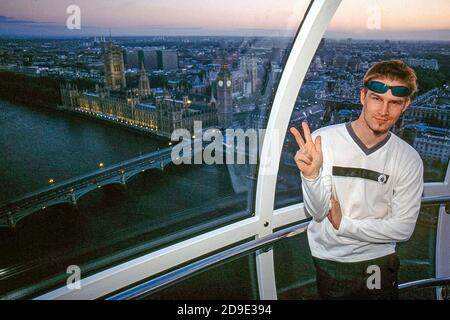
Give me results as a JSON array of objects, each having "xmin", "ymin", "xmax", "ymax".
[{"xmin": 380, "ymin": 100, "xmax": 389, "ymax": 115}]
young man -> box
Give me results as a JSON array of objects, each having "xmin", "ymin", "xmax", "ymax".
[{"xmin": 290, "ymin": 60, "xmax": 424, "ymax": 299}]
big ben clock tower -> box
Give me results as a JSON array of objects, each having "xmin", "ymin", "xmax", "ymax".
[{"xmin": 216, "ymin": 64, "xmax": 233, "ymax": 129}]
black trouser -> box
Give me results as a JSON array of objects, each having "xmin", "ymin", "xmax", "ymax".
[{"xmin": 313, "ymin": 253, "xmax": 400, "ymax": 300}]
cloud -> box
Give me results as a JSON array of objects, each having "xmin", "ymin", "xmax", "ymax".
[{"xmin": 0, "ymin": 16, "xmax": 38, "ymax": 24}]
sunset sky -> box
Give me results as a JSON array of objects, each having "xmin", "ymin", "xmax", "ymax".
[{"xmin": 0, "ymin": 0, "xmax": 449, "ymax": 39}]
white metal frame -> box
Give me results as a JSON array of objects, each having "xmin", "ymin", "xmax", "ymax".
[
  {"xmin": 254, "ymin": 0, "xmax": 342, "ymax": 299},
  {"xmin": 436, "ymin": 204, "xmax": 450, "ymax": 299},
  {"xmin": 423, "ymin": 161, "xmax": 450, "ymax": 299},
  {"xmin": 428, "ymin": 165, "xmax": 450, "ymax": 299},
  {"xmin": 36, "ymin": 0, "xmax": 450, "ymax": 300}
]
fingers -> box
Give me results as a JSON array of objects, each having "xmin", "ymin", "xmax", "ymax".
[
  {"xmin": 331, "ymin": 195, "xmax": 340, "ymax": 204},
  {"xmin": 290, "ymin": 121, "xmax": 313, "ymax": 148},
  {"xmin": 314, "ymin": 135, "xmax": 322, "ymax": 152},
  {"xmin": 295, "ymin": 152, "xmax": 312, "ymax": 165},
  {"xmin": 289, "ymin": 127, "xmax": 306, "ymax": 149},
  {"xmin": 302, "ymin": 121, "xmax": 312, "ymax": 143}
]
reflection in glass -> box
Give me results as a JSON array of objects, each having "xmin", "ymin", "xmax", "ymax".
[
  {"xmin": 397, "ymin": 205, "xmax": 439, "ymax": 299},
  {"xmin": 139, "ymin": 253, "xmax": 258, "ymax": 300},
  {"xmin": 274, "ymin": 232, "xmax": 318, "ymax": 299}
]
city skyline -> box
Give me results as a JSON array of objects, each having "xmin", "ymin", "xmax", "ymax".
[{"xmin": 0, "ymin": 0, "xmax": 449, "ymax": 40}]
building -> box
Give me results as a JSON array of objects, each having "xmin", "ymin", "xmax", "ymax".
[
  {"xmin": 102, "ymin": 40, "xmax": 126, "ymax": 91},
  {"xmin": 406, "ymin": 58, "xmax": 439, "ymax": 71},
  {"xmin": 270, "ymin": 48, "xmax": 284, "ymax": 64},
  {"xmin": 60, "ymin": 86, "xmax": 218, "ymax": 139},
  {"xmin": 160, "ymin": 50, "xmax": 178, "ymax": 71},
  {"xmin": 413, "ymin": 130, "xmax": 450, "ymax": 162},
  {"xmin": 141, "ymin": 49, "xmax": 178, "ymax": 71},
  {"xmin": 60, "ymin": 84, "xmax": 218, "ymax": 138},
  {"xmin": 156, "ymin": 95, "xmax": 218, "ymax": 138},
  {"xmin": 124, "ymin": 48, "xmax": 141, "ymax": 69},
  {"xmin": 138, "ymin": 61, "xmax": 151, "ymax": 97},
  {"xmin": 76, "ymin": 89, "xmax": 136, "ymax": 122},
  {"xmin": 134, "ymin": 102, "xmax": 158, "ymax": 130},
  {"xmin": 60, "ymin": 38, "xmax": 221, "ymax": 139},
  {"xmin": 60, "ymin": 83, "xmax": 79, "ymax": 111},
  {"xmin": 59, "ymin": 39, "xmax": 210, "ymax": 138},
  {"xmin": 142, "ymin": 49, "xmax": 158, "ymax": 70},
  {"xmin": 247, "ymin": 104, "xmax": 268, "ymax": 131},
  {"xmin": 216, "ymin": 64, "xmax": 233, "ymax": 129},
  {"xmin": 240, "ymin": 55, "xmax": 258, "ymax": 95},
  {"xmin": 404, "ymin": 104, "xmax": 450, "ymax": 128},
  {"xmin": 270, "ymin": 62, "xmax": 282, "ymax": 83}
]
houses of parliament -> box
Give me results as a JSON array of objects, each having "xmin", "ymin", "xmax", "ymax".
[{"xmin": 60, "ymin": 39, "xmax": 231, "ymax": 138}]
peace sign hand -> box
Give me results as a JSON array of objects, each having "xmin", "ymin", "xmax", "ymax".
[{"xmin": 290, "ymin": 121, "xmax": 323, "ymax": 180}]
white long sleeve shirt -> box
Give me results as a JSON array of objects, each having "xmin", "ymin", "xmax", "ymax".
[{"xmin": 302, "ymin": 122, "xmax": 424, "ymax": 262}]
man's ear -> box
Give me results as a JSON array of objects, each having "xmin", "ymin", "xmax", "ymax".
[
  {"xmin": 402, "ymin": 97, "xmax": 412, "ymax": 113},
  {"xmin": 360, "ymin": 88, "xmax": 367, "ymax": 105}
]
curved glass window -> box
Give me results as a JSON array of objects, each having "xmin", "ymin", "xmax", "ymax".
[
  {"xmin": 397, "ymin": 205, "xmax": 439, "ymax": 299},
  {"xmin": 274, "ymin": 232, "xmax": 318, "ymax": 299},
  {"xmin": 0, "ymin": 0, "xmax": 312, "ymax": 298}
]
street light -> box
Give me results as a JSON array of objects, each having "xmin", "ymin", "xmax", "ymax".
[
  {"xmin": 48, "ymin": 179, "xmax": 55, "ymax": 184},
  {"xmin": 99, "ymin": 162, "xmax": 104, "ymax": 168}
]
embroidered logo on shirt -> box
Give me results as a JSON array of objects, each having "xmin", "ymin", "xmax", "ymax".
[{"xmin": 378, "ymin": 174, "xmax": 387, "ymax": 184}]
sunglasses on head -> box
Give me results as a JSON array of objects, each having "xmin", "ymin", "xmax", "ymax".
[{"xmin": 365, "ymin": 80, "xmax": 411, "ymax": 97}]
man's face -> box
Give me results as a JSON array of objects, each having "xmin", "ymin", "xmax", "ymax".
[{"xmin": 360, "ymin": 77, "xmax": 411, "ymax": 135}]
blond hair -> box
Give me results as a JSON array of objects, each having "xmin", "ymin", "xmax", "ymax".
[{"xmin": 363, "ymin": 60, "xmax": 417, "ymax": 97}]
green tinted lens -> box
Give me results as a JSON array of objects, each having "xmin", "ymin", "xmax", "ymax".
[
  {"xmin": 366, "ymin": 81, "xmax": 389, "ymax": 94},
  {"xmin": 366, "ymin": 81, "xmax": 410, "ymax": 97},
  {"xmin": 390, "ymin": 86, "xmax": 410, "ymax": 97}
]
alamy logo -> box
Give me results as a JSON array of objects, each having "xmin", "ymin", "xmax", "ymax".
[
  {"xmin": 66, "ymin": 265, "xmax": 81, "ymax": 290},
  {"xmin": 66, "ymin": 5, "xmax": 81, "ymax": 30},
  {"xmin": 366, "ymin": 264, "xmax": 381, "ymax": 290},
  {"xmin": 366, "ymin": 4, "xmax": 381, "ymax": 30},
  {"xmin": 170, "ymin": 121, "xmax": 281, "ymax": 176}
]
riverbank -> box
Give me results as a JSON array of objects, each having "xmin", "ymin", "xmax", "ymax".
[
  {"xmin": 58, "ymin": 106, "xmax": 170, "ymax": 141},
  {"xmin": 0, "ymin": 71, "xmax": 94, "ymax": 110}
]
